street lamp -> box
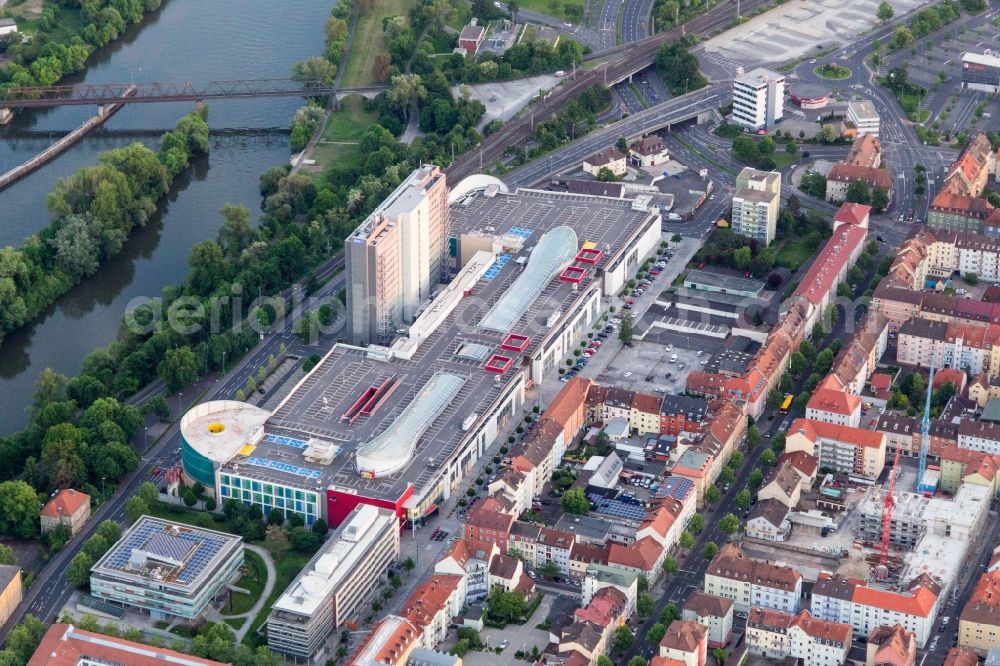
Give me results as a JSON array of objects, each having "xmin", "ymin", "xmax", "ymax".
[
  {"xmin": 178, "ymin": 391, "xmax": 183, "ymax": 417},
  {"xmin": 143, "ymin": 427, "xmax": 148, "ymax": 453}
]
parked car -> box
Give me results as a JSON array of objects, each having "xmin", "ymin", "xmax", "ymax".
[{"xmin": 624, "ymin": 371, "xmax": 633, "ymax": 378}]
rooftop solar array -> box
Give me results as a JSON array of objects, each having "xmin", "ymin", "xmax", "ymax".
[
  {"xmin": 98, "ymin": 518, "xmax": 239, "ymax": 587},
  {"xmin": 266, "ymin": 434, "xmax": 308, "ymax": 449},
  {"xmin": 656, "ymin": 477, "xmax": 695, "ymax": 501},
  {"xmin": 246, "ymin": 457, "xmax": 323, "ymax": 479},
  {"xmin": 481, "ymin": 253, "xmax": 511, "ymax": 282},
  {"xmin": 588, "ymin": 491, "xmax": 646, "ymax": 522},
  {"xmin": 479, "ymin": 226, "xmax": 579, "ymax": 332},
  {"xmin": 508, "ymin": 226, "xmax": 534, "ymax": 238}
]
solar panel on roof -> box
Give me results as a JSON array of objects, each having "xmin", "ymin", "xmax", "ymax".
[{"xmin": 143, "ymin": 533, "xmax": 195, "ymax": 563}]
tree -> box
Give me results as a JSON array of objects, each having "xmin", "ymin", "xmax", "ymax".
[
  {"xmin": 628, "ymin": 658, "xmax": 647, "ymax": 666},
  {"xmin": 872, "ymin": 186, "xmax": 890, "ymax": 212},
  {"xmin": 67, "ymin": 551, "xmax": 94, "ymax": 588},
  {"xmin": 789, "ymin": 352, "xmax": 807, "ymax": 375},
  {"xmin": 596, "ymin": 166, "xmax": 620, "ymax": 182},
  {"xmin": 614, "ymin": 625, "xmax": 634, "ymax": 652},
  {"xmin": 713, "ymin": 647, "xmax": 730, "ymax": 665},
  {"xmin": 388, "ymin": 74, "xmax": 427, "ymax": 121},
  {"xmin": 539, "ymin": 560, "xmax": 561, "ymax": 580},
  {"xmin": 0, "ymin": 545, "xmax": 14, "ymax": 566},
  {"xmin": 182, "ymin": 488, "xmax": 198, "ymax": 508},
  {"xmin": 733, "ymin": 246, "xmax": 752, "ymax": 270},
  {"xmin": 689, "ymin": 513, "xmax": 705, "ymax": 534},
  {"xmin": 616, "ymin": 136, "xmax": 629, "ymax": 154},
  {"xmin": 766, "ymin": 389, "xmax": 783, "ymax": 410},
  {"xmin": 679, "ymin": 531, "xmax": 694, "ymax": 549},
  {"xmin": 718, "ymin": 466, "xmax": 736, "ymax": 487},
  {"xmin": 487, "ymin": 588, "xmax": 528, "ymax": 623},
  {"xmin": 598, "ymin": 657, "xmax": 614, "ymax": 666},
  {"xmin": 747, "ymin": 424, "xmax": 762, "ymax": 449},
  {"xmin": 702, "ymin": 541, "xmax": 719, "ymax": 560},
  {"xmin": 137, "ymin": 481, "xmax": 158, "ymax": 506},
  {"xmin": 734, "ymin": 489, "xmax": 752, "ymax": 511},
  {"xmin": 265, "ymin": 524, "xmax": 290, "ymax": 555},
  {"xmin": 561, "ymin": 488, "xmax": 589, "ymax": 515},
  {"xmin": 124, "ymin": 497, "xmax": 149, "ymax": 525},
  {"xmin": 661, "ymin": 602, "xmax": 680, "ymax": 626},
  {"xmin": 0, "ymin": 481, "xmax": 41, "ymax": 539},
  {"xmin": 705, "ymin": 484, "xmax": 722, "ymax": 504},
  {"xmin": 662, "ymin": 555, "xmax": 679, "ymax": 576},
  {"xmin": 965, "ymin": 272, "xmax": 980, "ymax": 285},
  {"xmin": 647, "ymin": 621, "xmax": 667, "ymax": 645},
  {"xmin": 845, "ymin": 180, "xmax": 871, "ymax": 205},
  {"xmin": 719, "ymin": 513, "xmax": 740, "ymax": 535},
  {"xmin": 638, "ymin": 592, "xmax": 654, "ymax": 617},
  {"xmin": 619, "ymin": 311, "xmax": 634, "ymax": 345},
  {"xmin": 403, "ymin": 557, "xmax": 415, "ymax": 571},
  {"xmin": 291, "ymin": 56, "xmax": 337, "ymax": 86},
  {"xmin": 748, "ymin": 468, "xmax": 764, "ymax": 490},
  {"xmin": 877, "ymin": 0, "xmax": 894, "ymax": 23},
  {"xmin": 158, "ymin": 347, "xmax": 199, "ymax": 393},
  {"xmin": 312, "ymin": 518, "xmax": 328, "ymax": 537}
]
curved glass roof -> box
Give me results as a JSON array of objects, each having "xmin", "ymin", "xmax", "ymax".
[
  {"xmin": 355, "ymin": 373, "xmax": 466, "ymax": 477},
  {"xmin": 479, "ymin": 226, "xmax": 579, "ymax": 333}
]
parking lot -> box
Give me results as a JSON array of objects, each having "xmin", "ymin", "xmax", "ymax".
[
  {"xmin": 452, "ymin": 595, "xmax": 559, "ymax": 665},
  {"xmin": 595, "ymin": 336, "xmax": 712, "ymax": 396}
]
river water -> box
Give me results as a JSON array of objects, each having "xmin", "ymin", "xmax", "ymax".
[{"xmin": 0, "ymin": 0, "xmax": 330, "ymax": 432}]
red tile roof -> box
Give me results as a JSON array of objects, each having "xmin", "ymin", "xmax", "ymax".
[
  {"xmin": 807, "ymin": 388, "xmax": 861, "ymax": 417},
  {"xmin": 834, "ymin": 202, "xmax": 872, "ymax": 227},
  {"xmin": 547, "ymin": 377, "xmax": 592, "ymax": 430},
  {"xmin": 777, "ymin": 450, "xmax": 818, "ymax": 478},
  {"xmin": 788, "ymin": 417, "xmax": 885, "ymax": 449},
  {"xmin": 401, "ymin": 574, "xmax": 462, "ymax": 629},
  {"xmin": 607, "ymin": 536, "xmax": 663, "ymax": 572},
  {"xmin": 29, "ymin": 625, "xmax": 226, "ymax": 666},
  {"xmin": 793, "ymin": 223, "xmax": 867, "ymax": 307},
  {"xmin": 40, "ymin": 489, "xmax": 90, "ymax": 519},
  {"xmin": 853, "ymin": 581, "xmax": 937, "ymax": 618},
  {"xmin": 659, "ymin": 619, "xmax": 707, "ymax": 653}
]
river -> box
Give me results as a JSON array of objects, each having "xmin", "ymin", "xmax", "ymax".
[{"xmin": 0, "ymin": 0, "xmax": 331, "ymax": 433}]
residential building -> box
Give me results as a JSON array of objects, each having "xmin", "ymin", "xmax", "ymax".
[
  {"xmin": 847, "ymin": 101, "xmax": 881, "ymax": 138},
  {"xmin": 959, "ymin": 570, "xmax": 1000, "ymax": 656},
  {"xmin": 811, "ymin": 574, "xmax": 939, "ymax": 647},
  {"xmin": 659, "ymin": 394, "xmax": 709, "ymax": 436},
  {"xmin": 402, "ymin": 574, "xmax": 464, "ymax": 649},
  {"xmin": 583, "ymin": 564, "xmax": 639, "ymax": 616},
  {"xmin": 583, "ymin": 147, "xmax": 627, "ymax": 178},
  {"xmin": 574, "ymin": 586, "xmax": 630, "ymax": 640},
  {"xmin": 866, "ymin": 624, "xmax": 917, "ymax": 666},
  {"xmin": 507, "ymin": 521, "xmax": 541, "ymax": 563},
  {"xmin": 959, "ymin": 419, "xmax": 1000, "ymax": 456},
  {"xmin": 746, "ymin": 607, "xmax": 851, "ymax": 666},
  {"xmin": 39, "ymin": 488, "xmax": 91, "ymax": 537},
  {"xmin": 785, "ymin": 418, "xmax": 887, "ymax": 480},
  {"xmin": 347, "ymin": 615, "xmax": 422, "ymax": 666},
  {"xmin": 745, "ymin": 498, "xmax": 791, "ymax": 541},
  {"xmin": 659, "ymin": 620, "xmax": 708, "ymax": 666},
  {"xmin": 0, "ymin": 566, "xmax": 22, "ymax": 629},
  {"xmin": 682, "ymin": 591, "xmax": 734, "ymax": 648},
  {"xmin": 581, "ymin": 453, "xmax": 623, "ymax": 488},
  {"xmin": 928, "ymin": 133, "xmax": 999, "ymax": 233},
  {"xmin": 558, "ymin": 619, "xmax": 608, "ymax": 664},
  {"xmin": 89, "ymin": 517, "xmax": 244, "ymax": 621},
  {"xmin": 704, "ymin": 543, "xmax": 802, "ymax": 613},
  {"xmin": 463, "ymin": 498, "xmax": 515, "ymax": 547},
  {"xmin": 345, "ymin": 165, "xmax": 448, "ymax": 345},
  {"xmin": 806, "ymin": 388, "xmax": 862, "ymax": 427},
  {"xmin": 844, "ymin": 133, "xmax": 883, "ymax": 169},
  {"xmin": 630, "ymin": 135, "xmax": 670, "ymax": 166},
  {"xmin": 776, "ymin": 450, "xmax": 818, "ymax": 491},
  {"xmin": 268, "ymin": 505, "xmax": 399, "ymax": 660},
  {"xmin": 825, "ymin": 164, "xmax": 892, "ymax": 204},
  {"xmin": 731, "ymin": 168, "xmax": 781, "ymax": 245},
  {"xmin": 568, "ymin": 542, "xmax": 609, "ymax": 581},
  {"xmin": 28, "ymin": 624, "xmax": 229, "ymax": 666},
  {"xmin": 0, "ymin": 19, "xmax": 16, "ymax": 37},
  {"xmin": 758, "ymin": 463, "xmax": 802, "ymax": 508},
  {"xmin": 939, "ymin": 444, "xmax": 1000, "ymax": 495},
  {"xmin": 732, "ymin": 67, "xmax": 785, "ymax": 129},
  {"xmin": 435, "ymin": 538, "xmax": 499, "ymax": 604},
  {"xmin": 535, "ymin": 527, "xmax": 576, "ymax": 575},
  {"xmin": 945, "ymin": 647, "xmax": 981, "ymax": 666},
  {"xmin": 607, "ymin": 537, "xmax": 665, "ymax": 583},
  {"xmin": 488, "ymin": 553, "xmax": 526, "ymax": 593},
  {"xmin": 637, "ymin": 496, "xmax": 695, "ymax": 553}
]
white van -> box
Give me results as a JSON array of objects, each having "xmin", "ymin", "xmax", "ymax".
[{"xmin": 670, "ymin": 353, "xmax": 678, "ymax": 363}]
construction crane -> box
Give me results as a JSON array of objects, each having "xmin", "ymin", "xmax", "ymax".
[
  {"xmin": 917, "ymin": 361, "xmax": 936, "ymax": 494},
  {"xmin": 880, "ymin": 361, "xmax": 936, "ymax": 567}
]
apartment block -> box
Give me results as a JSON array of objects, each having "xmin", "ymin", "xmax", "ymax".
[
  {"xmin": 682, "ymin": 591, "xmax": 734, "ymax": 648},
  {"xmin": 731, "ymin": 168, "xmax": 781, "ymax": 245},
  {"xmin": 732, "ymin": 67, "xmax": 784, "ymax": 129},
  {"xmin": 746, "ymin": 607, "xmax": 851, "ymax": 666},
  {"xmin": 704, "ymin": 544, "xmax": 801, "ymax": 614},
  {"xmin": 847, "ymin": 101, "xmax": 880, "ymax": 138},
  {"xmin": 785, "ymin": 418, "xmax": 887, "ymax": 480},
  {"xmin": 959, "ymin": 570, "xmax": 1000, "ymax": 656}
]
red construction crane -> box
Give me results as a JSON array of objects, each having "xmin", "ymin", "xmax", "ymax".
[{"xmin": 880, "ymin": 444, "xmax": 903, "ymax": 566}]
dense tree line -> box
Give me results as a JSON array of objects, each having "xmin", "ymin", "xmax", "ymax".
[
  {"xmin": 655, "ymin": 38, "xmax": 706, "ymax": 96},
  {"xmin": 652, "ymin": 0, "xmax": 717, "ymax": 34},
  {"xmin": 432, "ymin": 39, "xmax": 585, "ymax": 85},
  {"xmin": 0, "ymin": 0, "xmax": 162, "ymax": 91},
  {"xmin": 527, "ymin": 85, "xmax": 611, "ymax": 157},
  {"xmin": 0, "ymin": 109, "xmax": 208, "ymax": 345},
  {"xmin": 886, "ymin": 0, "xmax": 985, "ymax": 51}
]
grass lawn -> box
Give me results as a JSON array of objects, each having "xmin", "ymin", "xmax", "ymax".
[
  {"xmin": 169, "ymin": 625, "xmax": 197, "ymax": 639},
  {"xmin": 770, "ymin": 151, "xmax": 797, "ymax": 170},
  {"xmin": 341, "ymin": 0, "xmax": 417, "ymax": 87},
  {"xmin": 225, "ymin": 550, "xmax": 268, "ymax": 616},
  {"xmin": 146, "ymin": 502, "xmax": 236, "ymax": 535},
  {"xmin": 517, "ymin": 0, "xmax": 584, "ymax": 21},
  {"xmin": 224, "ymin": 618, "xmax": 245, "ymax": 630},
  {"xmin": 813, "ymin": 64, "xmax": 851, "ymax": 80},
  {"xmin": 243, "ymin": 552, "xmax": 312, "ymax": 649},
  {"xmin": 776, "ymin": 240, "xmax": 813, "ymax": 270},
  {"xmin": 305, "ymin": 96, "xmax": 377, "ymax": 178}
]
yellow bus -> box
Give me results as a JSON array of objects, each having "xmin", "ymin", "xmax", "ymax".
[{"xmin": 780, "ymin": 394, "xmax": 794, "ymax": 414}]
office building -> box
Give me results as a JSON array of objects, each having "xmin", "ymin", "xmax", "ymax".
[
  {"xmin": 732, "ymin": 67, "xmax": 784, "ymax": 129},
  {"xmin": 267, "ymin": 505, "xmax": 399, "ymax": 660},
  {"xmin": 345, "ymin": 165, "xmax": 449, "ymax": 345},
  {"xmin": 0, "ymin": 566, "xmax": 22, "ymax": 628},
  {"xmin": 847, "ymin": 100, "xmax": 880, "ymax": 137},
  {"xmin": 89, "ymin": 517, "xmax": 244, "ymax": 620},
  {"xmin": 732, "ymin": 168, "xmax": 781, "ymax": 245},
  {"xmin": 962, "ymin": 51, "xmax": 1000, "ymax": 93}
]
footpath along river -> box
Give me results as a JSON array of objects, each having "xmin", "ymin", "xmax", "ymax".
[{"xmin": 0, "ymin": 0, "xmax": 331, "ymax": 432}]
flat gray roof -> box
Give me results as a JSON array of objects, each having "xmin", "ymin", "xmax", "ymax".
[
  {"xmin": 684, "ymin": 269, "xmax": 764, "ymax": 295},
  {"xmin": 223, "ymin": 189, "xmax": 657, "ymax": 502}
]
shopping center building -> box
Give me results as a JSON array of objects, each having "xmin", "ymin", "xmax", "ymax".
[{"xmin": 181, "ymin": 176, "xmax": 662, "ymax": 528}]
